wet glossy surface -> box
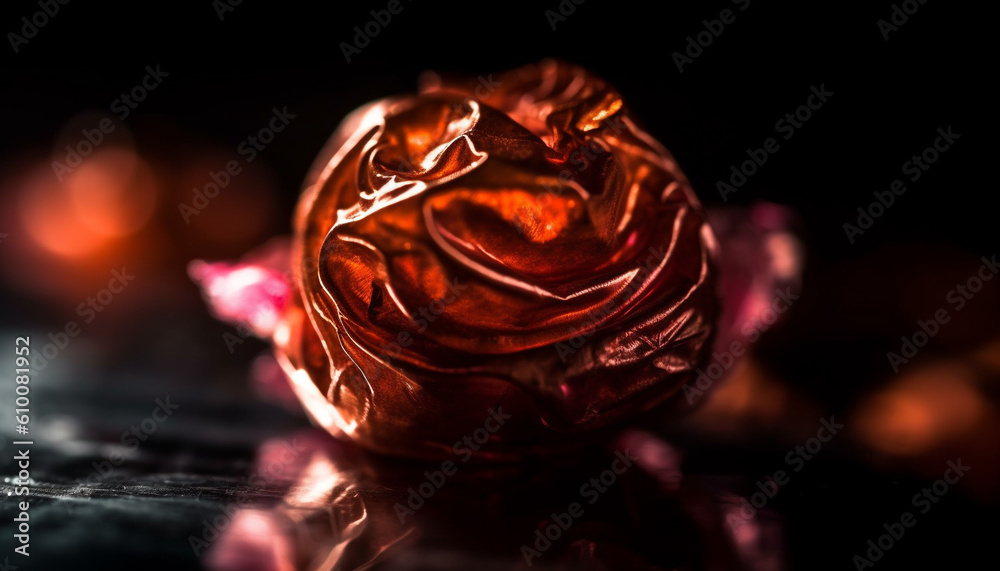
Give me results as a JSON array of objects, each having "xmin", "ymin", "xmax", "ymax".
[{"xmin": 0, "ymin": 361, "xmax": 752, "ymax": 571}]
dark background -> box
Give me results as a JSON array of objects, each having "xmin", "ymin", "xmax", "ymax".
[
  {"xmin": 2, "ymin": 0, "xmax": 991, "ymax": 260},
  {"xmin": 1, "ymin": 0, "xmax": 995, "ymax": 570}
]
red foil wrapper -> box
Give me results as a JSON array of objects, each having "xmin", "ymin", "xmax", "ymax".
[{"xmin": 201, "ymin": 60, "xmax": 719, "ymax": 459}]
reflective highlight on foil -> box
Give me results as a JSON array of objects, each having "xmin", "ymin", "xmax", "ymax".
[{"xmin": 280, "ymin": 59, "xmax": 718, "ymax": 458}]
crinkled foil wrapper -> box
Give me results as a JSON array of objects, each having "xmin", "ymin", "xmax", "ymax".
[{"xmin": 252, "ymin": 60, "xmax": 717, "ymax": 458}]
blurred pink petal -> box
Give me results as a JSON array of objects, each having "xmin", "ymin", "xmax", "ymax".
[
  {"xmin": 709, "ymin": 202, "xmax": 803, "ymax": 352},
  {"xmin": 617, "ymin": 429, "xmax": 683, "ymax": 492},
  {"xmin": 205, "ymin": 510, "xmax": 295, "ymax": 571},
  {"xmin": 189, "ymin": 237, "xmax": 293, "ymax": 337}
]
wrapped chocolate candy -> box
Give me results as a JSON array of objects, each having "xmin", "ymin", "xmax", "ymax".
[{"xmin": 195, "ymin": 60, "xmax": 718, "ymax": 459}]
